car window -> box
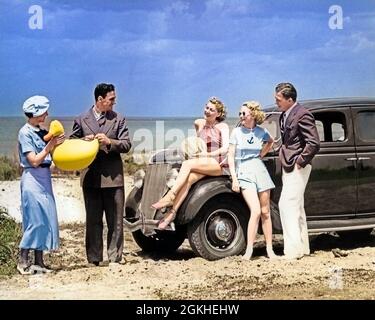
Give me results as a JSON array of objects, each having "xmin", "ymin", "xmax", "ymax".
[
  {"xmin": 332, "ymin": 123, "xmax": 346, "ymax": 141},
  {"xmin": 262, "ymin": 113, "xmax": 280, "ymax": 140},
  {"xmin": 357, "ymin": 111, "xmax": 375, "ymax": 141},
  {"xmin": 313, "ymin": 111, "xmax": 347, "ymax": 143},
  {"xmin": 315, "ymin": 120, "xmax": 324, "ymax": 141}
]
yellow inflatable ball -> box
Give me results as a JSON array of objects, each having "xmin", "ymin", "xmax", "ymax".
[{"xmin": 52, "ymin": 139, "xmax": 99, "ymax": 171}]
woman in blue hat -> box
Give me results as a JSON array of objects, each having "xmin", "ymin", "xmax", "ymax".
[{"xmin": 17, "ymin": 95, "xmax": 65, "ymax": 274}]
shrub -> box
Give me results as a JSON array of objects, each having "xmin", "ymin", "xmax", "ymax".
[
  {"xmin": 0, "ymin": 207, "xmax": 22, "ymax": 276},
  {"xmin": 122, "ymin": 151, "xmax": 147, "ymax": 176},
  {"xmin": 0, "ymin": 156, "xmax": 19, "ymax": 181}
]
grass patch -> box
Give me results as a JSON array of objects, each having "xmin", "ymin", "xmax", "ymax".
[
  {"xmin": 0, "ymin": 207, "xmax": 22, "ymax": 277},
  {"xmin": 122, "ymin": 152, "xmax": 147, "ymax": 176},
  {"xmin": 0, "ymin": 156, "xmax": 20, "ymax": 181},
  {"xmin": 0, "ymin": 151, "xmax": 148, "ymax": 180}
]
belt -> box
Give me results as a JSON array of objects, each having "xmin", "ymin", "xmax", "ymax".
[{"xmin": 39, "ymin": 163, "xmax": 51, "ymax": 168}]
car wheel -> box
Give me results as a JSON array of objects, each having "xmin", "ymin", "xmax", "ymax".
[
  {"xmin": 132, "ymin": 226, "xmax": 186, "ymax": 253},
  {"xmin": 337, "ymin": 228, "xmax": 374, "ymax": 240},
  {"xmin": 187, "ymin": 196, "xmax": 248, "ymax": 261}
]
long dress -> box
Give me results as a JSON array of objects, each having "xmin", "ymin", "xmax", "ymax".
[{"xmin": 18, "ymin": 123, "xmax": 59, "ymax": 251}]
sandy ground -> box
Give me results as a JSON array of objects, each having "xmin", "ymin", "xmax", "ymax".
[{"xmin": 1, "ymin": 177, "xmax": 375, "ymax": 300}]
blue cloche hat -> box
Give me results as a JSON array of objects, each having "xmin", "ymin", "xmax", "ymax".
[{"xmin": 22, "ymin": 95, "xmax": 50, "ymax": 117}]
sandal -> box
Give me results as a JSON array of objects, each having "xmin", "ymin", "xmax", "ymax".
[
  {"xmin": 151, "ymin": 190, "xmax": 176, "ymax": 210},
  {"xmin": 158, "ymin": 209, "xmax": 177, "ymax": 230}
]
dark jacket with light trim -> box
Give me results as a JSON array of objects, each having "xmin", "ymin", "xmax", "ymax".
[{"xmin": 279, "ymin": 103, "xmax": 320, "ymax": 173}]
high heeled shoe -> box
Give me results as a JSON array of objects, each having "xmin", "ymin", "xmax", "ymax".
[
  {"xmin": 158, "ymin": 209, "xmax": 177, "ymax": 230},
  {"xmin": 151, "ymin": 190, "xmax": 176, "ymax": 210}
]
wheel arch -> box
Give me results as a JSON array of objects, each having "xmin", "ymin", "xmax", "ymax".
[
  {"xmin": 177, "ymin": 176, "xmax": 247, "ymax": 225},
  {"xmin": 124, "ymin": 186, "xmax": 143, "ymax": 219}
]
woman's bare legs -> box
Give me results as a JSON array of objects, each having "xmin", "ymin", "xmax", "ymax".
[
  {"xmin": 153, "ymin": 157, "xmax": 222, "ymax": 209},
  {"xmin": 259, "ymin": 190, "xmax": 277, "ymax": 259},
  {"xmin": 171, "ymin": 158, "xmax": 222, "ymax": 194},
  {"xmin": 158, "ymin": 172, "xmax": 205, "ymax": 229},
  {"xmin": 241, "ymin": 188, "xmax": 276, "ymax": 259},
  {"xmin": 158, "ymin": 158, "xmax": 222, "ymax": 229},
  {"xmin": 241, "ymin": 188, "xmax": 261, "ymax": 259}
]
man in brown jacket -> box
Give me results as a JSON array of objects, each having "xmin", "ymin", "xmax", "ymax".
[
  {"xmin": 275, "ymin": 83, "xmax": 320, "ymax": 259},
  {"xmin": 71, "ymin": 83, "xmax": 131, "ymax": 265}
]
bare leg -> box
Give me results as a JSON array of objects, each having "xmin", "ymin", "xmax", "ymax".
[
  {"xmin": 259, "ymin": 190, "xmax": 277, "ymax": 259},
  {"xmin": 170, "ymin": 158, "xmax": 222, "ymax": 195},
  {"xmin": 153, "ymin": 157, "xmax": 222, "ymax": 209},
  {"xmin": 241, "ymin": 188, "xmax": 261, "ymax": 260},
  {"xmin": 173, "ymin": 172, "xmax": 206, "ymax": 211},
  {"xmin": 158, "ymin": 172, "xmax": 205, "ymax": 230}
]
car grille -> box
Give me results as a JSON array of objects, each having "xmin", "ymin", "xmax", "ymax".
[{"xmin": 139, "ymin": 163, "xmax": 172, "ymax": 220}]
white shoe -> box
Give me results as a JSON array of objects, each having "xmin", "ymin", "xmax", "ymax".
[
  {"xmin": 266, "ymin": 250, "xmax": 279, "ymax": 260},
  {"xmin": 241, "ymin": 248, "xmax": 253, "ymax": 260},
  {"xmin": 281, "ymin": 254, "xmax": 303, "ymax": 260},
  {"xmin": 17, "ymin": 263, "xmax": 35, "ymax": 275},
  {"xmin": 241, "ymin": 254, "xmax": 252, "ymax": 260},
  {"xmin": 30, "ymin": 265, "xmax": 54, "ymax": 274}
]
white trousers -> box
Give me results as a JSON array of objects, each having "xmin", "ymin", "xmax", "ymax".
[{"xmin": 279, "ymin": 164, "xmax": 312, "ymax": 257}]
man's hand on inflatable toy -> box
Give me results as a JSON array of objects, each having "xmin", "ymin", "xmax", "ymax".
[{"xmin": 41, "ymin": 120, "xmax": 99, "ymax": 171}]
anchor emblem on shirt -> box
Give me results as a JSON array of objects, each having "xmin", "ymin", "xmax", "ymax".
[{"xmin": 247, "ymin": 137, "xmax": 254, "ymax": 144}]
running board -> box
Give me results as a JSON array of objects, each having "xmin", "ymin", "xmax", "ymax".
[{"xmin": 308, "ymin": 217, "xmax": 375, "ymax": 234}]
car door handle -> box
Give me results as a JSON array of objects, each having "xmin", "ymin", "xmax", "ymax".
[
  {"xmin": 345, "ymin": 157, "xmax": 357, "ymax": 161},
  {"xmin": 358, "ymin": 157, "xmax": 371, "ymax": 161}
]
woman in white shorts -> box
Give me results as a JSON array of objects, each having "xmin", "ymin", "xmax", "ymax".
[{"xmin": 228, "ymin": 101, "xmax": 277, "ymax": 260}]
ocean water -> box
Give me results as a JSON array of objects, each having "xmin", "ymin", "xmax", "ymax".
[{"xmin": 0, "ymin": 116, "xmax": 239, "ymax": 157}]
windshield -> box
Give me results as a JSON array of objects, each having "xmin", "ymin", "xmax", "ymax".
[{"xmin": 261, "ymin": 112, "xmax": 281, "ymax": 141}]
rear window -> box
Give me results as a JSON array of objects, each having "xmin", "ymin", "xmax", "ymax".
[
  {"xmin": 357, "ymin": 111, "xmax": 375, "ymax": 141},
  {"xmin": 313, "ymin": 111, "xmax": 347, "ymax": 143}
]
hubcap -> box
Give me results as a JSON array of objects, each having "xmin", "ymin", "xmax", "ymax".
[{"xmin": 204, "ymin": 209, "xmax": 241, "ymax": 251}]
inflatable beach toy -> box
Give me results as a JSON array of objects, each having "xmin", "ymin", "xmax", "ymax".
[
  {"xmin": 51, "ymin": 139, "xmax": 99, "ymax": 171},
  {"xmin": 180, "ymin": 136, "xmax": 207, "ymax": 159},
  {"xmin": 44, "ymin": 120, "xmax": 99, "ymax": 171},
  {"xmin": 44, "ymin": 120, "xmax": 65, "ymax": 141}
]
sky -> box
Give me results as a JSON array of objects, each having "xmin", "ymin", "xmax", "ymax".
[{"xmin": 0, "ymin": 0, "xmax": 374, "ymax": 117}]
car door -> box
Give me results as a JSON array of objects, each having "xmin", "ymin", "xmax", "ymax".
[
  {"xmin": 306, "ymin": 108, "xmax": 357, "ymax": 219},
  {"xmin": 352, "ymin": 106, "xmax": 375, "ymax": 216}
]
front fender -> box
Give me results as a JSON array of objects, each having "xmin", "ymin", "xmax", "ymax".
[
  {"xmin": 124, "ymin": 187, "xmax": 143, "ymax": 219},
  {"xmin": 177, "ymin": 176, "xmax": 245, "ymax": 225}
]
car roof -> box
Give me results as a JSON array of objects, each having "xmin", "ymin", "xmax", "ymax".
[{"xmin": 264, "ymin": 97, "xmax": 375, "ymax": 113}]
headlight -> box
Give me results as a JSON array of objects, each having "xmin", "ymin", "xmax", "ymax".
[
  {"xmin": 133, "ymin": 169, "xmax": 146, "ymax": 189},
  {"xmin": 166, "ymin": 168, "xmax": 179, "ymax": 189}
]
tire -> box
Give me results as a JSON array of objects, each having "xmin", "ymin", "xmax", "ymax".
[
  {"xmin": 337, "ymin": 228, "xmax": 374, "ymax": 240},
  {"xmin": 187, "ymin": 196, "xmax": 248, "ymax": 260},
  {"xmin": 132, "ymin": 226, "xmax": 186, "ymax": 253}
]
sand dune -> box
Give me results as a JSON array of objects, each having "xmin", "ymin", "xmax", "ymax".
[{"xmin": 0, "ymin": 176, "xmax": 134, "ymax": 223}]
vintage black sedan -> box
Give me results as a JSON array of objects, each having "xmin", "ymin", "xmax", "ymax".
[{"xmin": 124, "ymin": 97, "xmax": 375, "ymax": 260}]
